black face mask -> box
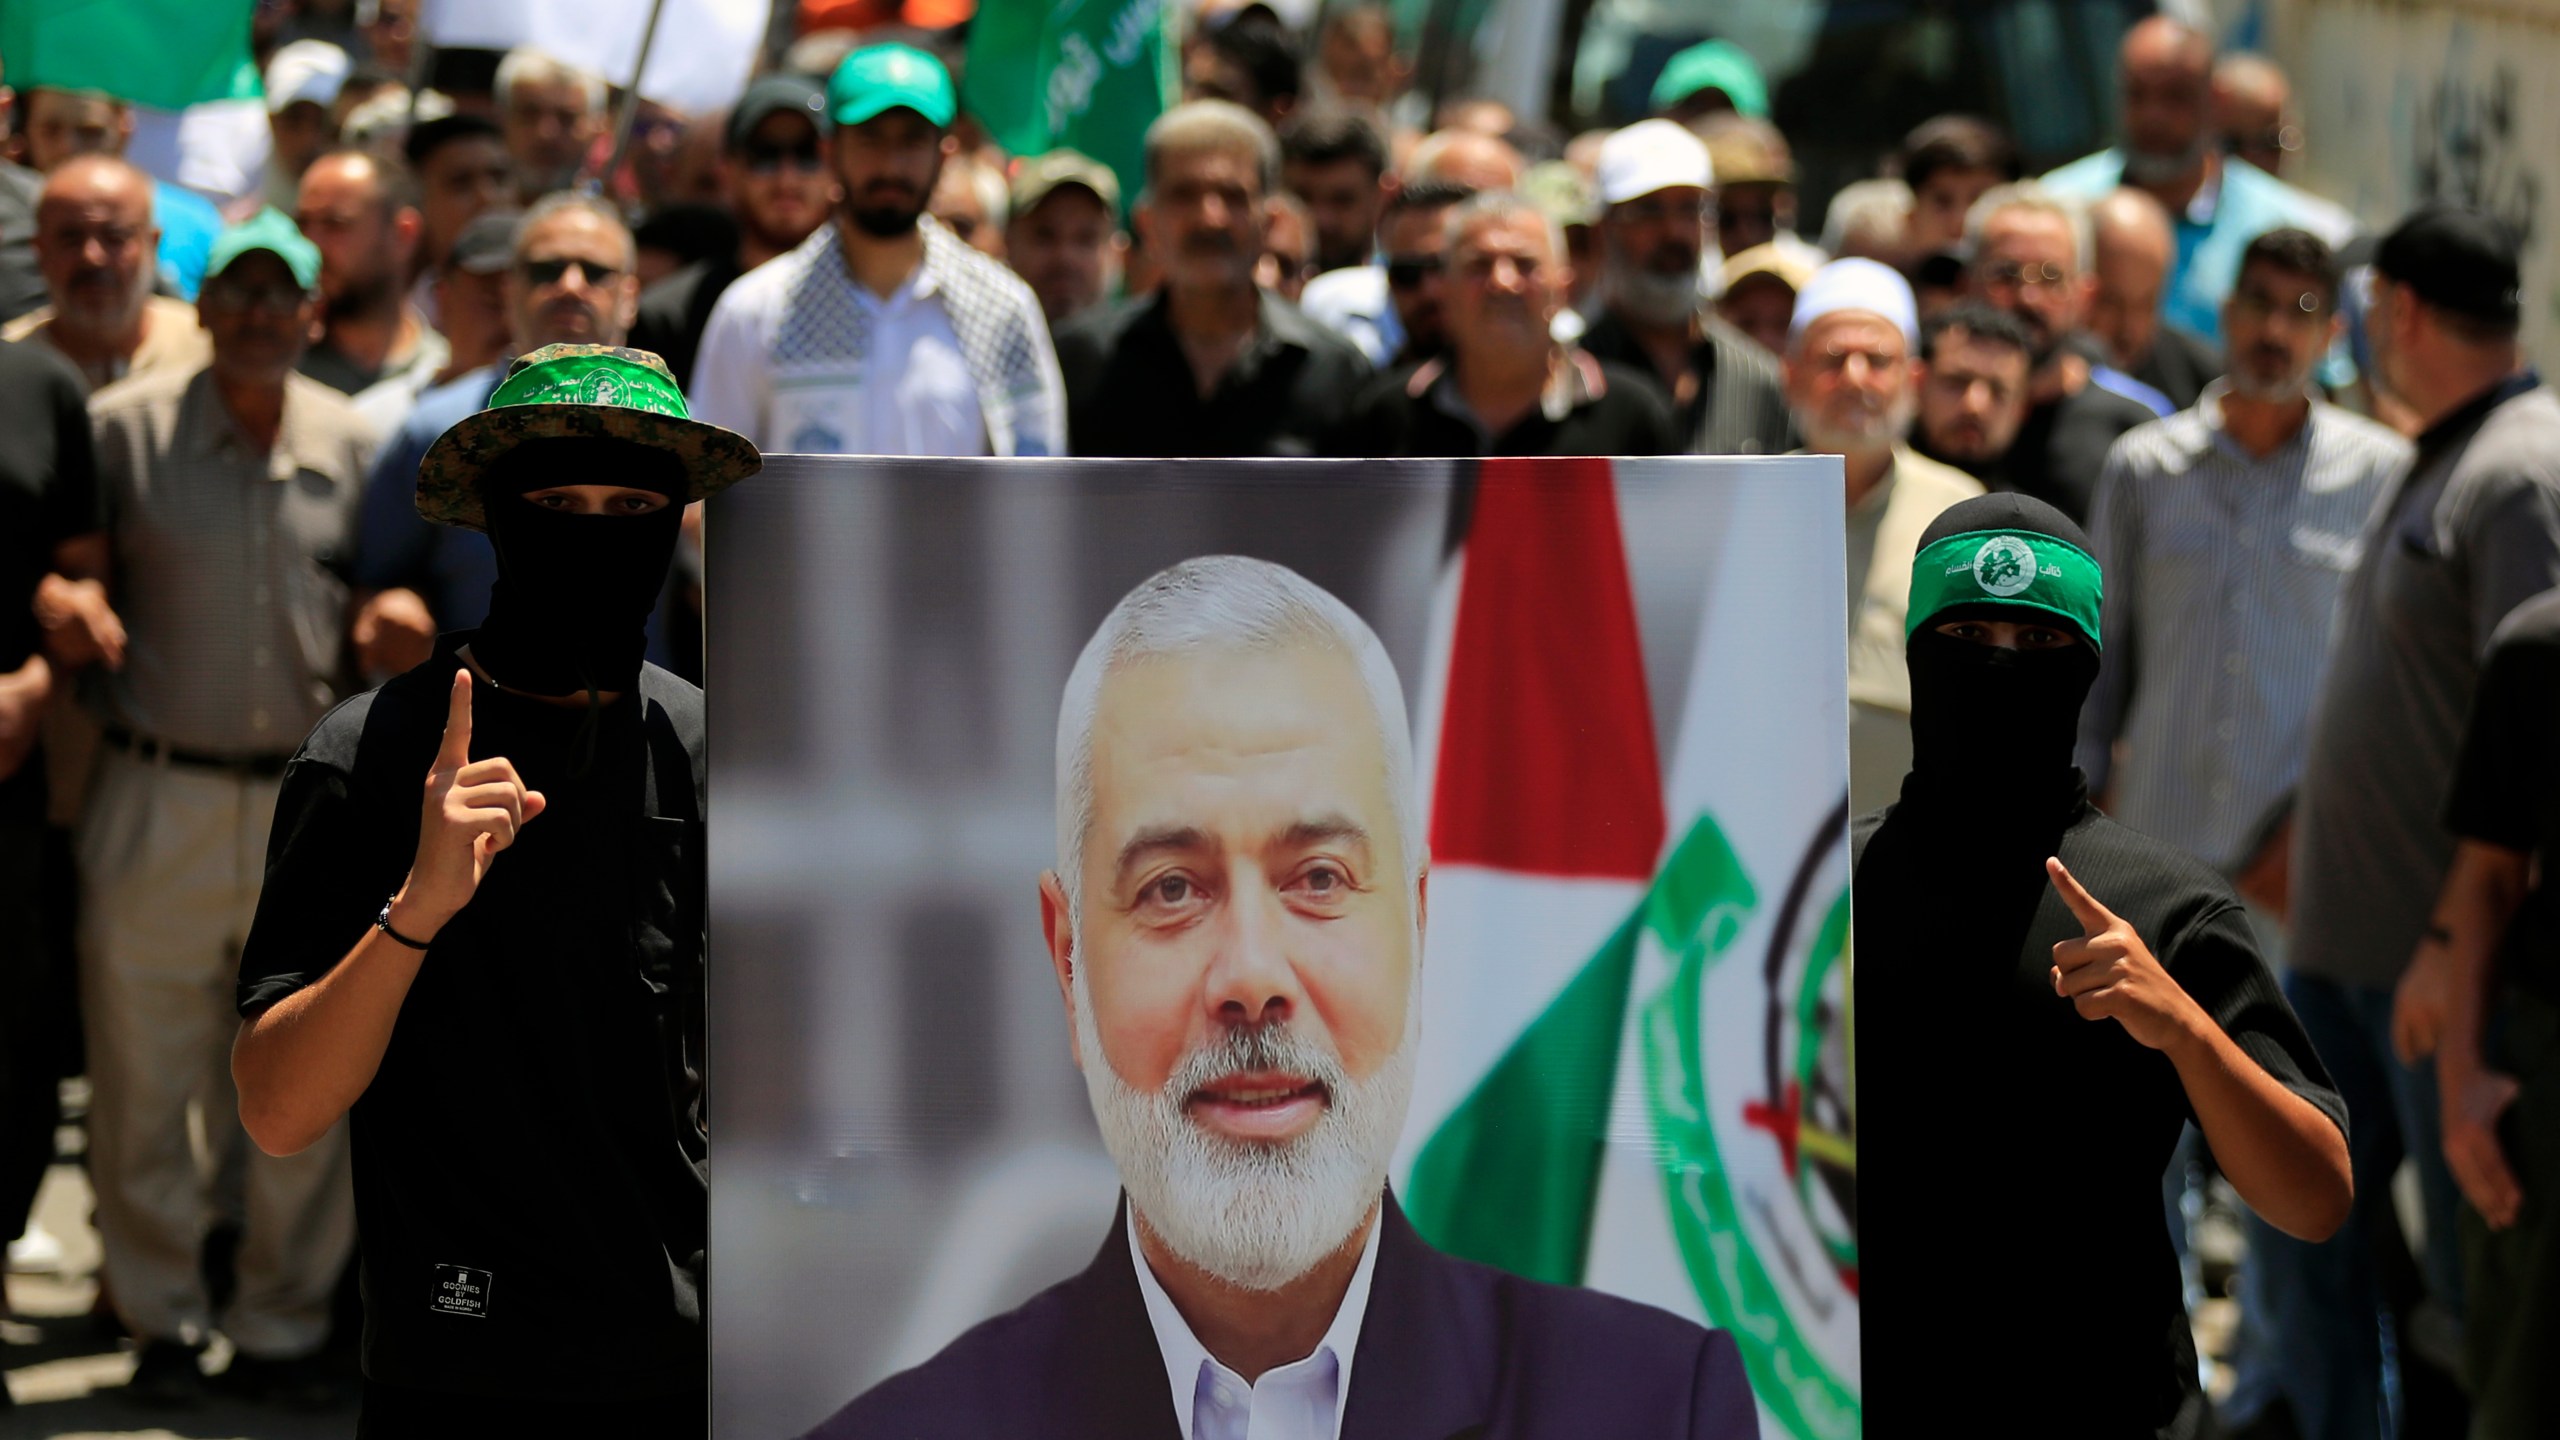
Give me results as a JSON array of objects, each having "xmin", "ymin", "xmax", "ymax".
[
  {"xmin": 1903, "ymin": 627, "xmax": 2098, "ymax": 798},
  {"xmin": 471, "ymin": 439, "xmax": 684, "ymax": 699}
]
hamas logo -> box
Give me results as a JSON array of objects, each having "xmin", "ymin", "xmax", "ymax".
[
  {"xmin": 1970, "ymin": 535, "xmax": 2038, "ymax": 597},
  {"xmin": 1642, "ymin": 805, "xmax": 1859, "ymax": 1439}
]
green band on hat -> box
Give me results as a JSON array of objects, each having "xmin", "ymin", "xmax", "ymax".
[
  {"xmin": 1906, "ymin": 529, "xmax": 2104, "ymax": 651},
  {"xmin": 486, "ymin": 349, "xmax": 691, "ymax": 417}
]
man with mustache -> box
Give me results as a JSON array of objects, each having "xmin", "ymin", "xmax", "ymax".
[
  {"xmin": 2087, "ymin": 188, "xmax": 2222, "ymax": 413},
  {"xmin": 691, "ymin": 43, "xmax": 1063, "ymax": 459},
  {"xmin": 2042, "ymin": 17, "xmax": 2352, "ymax": 357},
  {"xmin": 808, "ymin": 555, "xmax": 1757, "ymax": 1440},
  {"xmin": 1576, "ymin": 120, "xmax": 1790, "ymax": 456},
  {"xmin": 348, "ymin": 194, "xmax": 642, "ymax": 680},
  {"xmin": 3, "ymin": 156, "xmax": 209, "ymax": 392},
  {"xmin": 1916, "ymin": 185, "xmax": 2159, "ymax": 524},
  {"xmin": 1780, "ymin": 259, "xmax": 1983, "ymax": 815},
  {"xmin": 1914, "ymin": 304, "xmax": 2035, "ymax": 476},
  {"xmin": 294, "ymin": 150, "xmax": 446, "ymax": 405},
  {"xmin": 2072, "ymin": 226, "xmax": 2408, "ymax": 1440},
  {"xmin": 1327, "ymin": 192, "xmax": 1673, "ymax": 457},
  {"xmin": 1054, "ymin": 101, "xmax": 1370, "ymax": 458}
]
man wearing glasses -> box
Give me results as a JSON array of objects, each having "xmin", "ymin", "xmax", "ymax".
[
  {"xmin": 1924, "ymin": 184, "xmax": 2161, "ymax": 523},
  {"xmin": 1575, "ymin": 119, "xmax": 1791, "ymax": 456},
  {"xmin": 71, "ymin": 210, "xmax": 374, "ymax": 1405},
  {"xmin": 632, "ymin": 75, "xmax": 836, "ymax": 391},
  {"xmin": 349, "ymin": 194, "xmax": 643, "ymax": 680}
]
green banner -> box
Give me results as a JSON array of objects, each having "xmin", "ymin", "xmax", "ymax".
[
  {"xmin": 962, "ymin": 0, "xmax": 1174, "ymax": 219},
  {"xmin": 0, "ymin": 0, "xmax": 260, "ymax": 112}
]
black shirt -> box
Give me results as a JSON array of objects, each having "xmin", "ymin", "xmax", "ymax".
[
  {"xmin": 1576, "ymin": 308, "xmax": 1794, "ymax": 455},
  {"xmin": 237, "ymin": 634, "xmax": 707, "ymax": 1401},
  {"xmin": 2130, "ymin": 328, "xmax": 2223, "ymax": 414},
  {"xmin": 1052, "ymin": 288, "xmax": 1372, "ymax": 457},
  {"xmin": 0, "ymin": 340, "xmax": 97, "ymax": 816},
  {"xmin": 630, "ymin": 254, "xmax": 744, "ymax": 394},
  {"xmin": 1853, "ymin": 787, "xmax": 2346, "ymax": 1437},
  {"xmin": 1922, "ymin": 376, "xmax": 2159, "ymax": 525},
  {"xmin": 2448, "ymin": 587, "xmax": 2560, "ymax": 1002},
  {"xmin": 1326, "ymin": 352, "xmax": 1679, "ymax": 458}
]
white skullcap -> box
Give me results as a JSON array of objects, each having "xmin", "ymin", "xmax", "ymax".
[
  {"xmin": 1596, "ymin": 119, "xmax": 1714, "ymax": 207},
  {"xmin": 265, "ymin": 40, "xmax": 350, "ymax": 115},
  {"xmin": 1788, "ymin": 257, "xmax": 1920, "ymax": 352}
]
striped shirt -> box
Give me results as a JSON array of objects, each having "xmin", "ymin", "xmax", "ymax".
[
  {"xmin": 88, "ymin": 365, "xmax": 373, "ymax": 757},
  {"xmin": 2074, "ymin": 384, "xmax": 2408, "ymax": 872}
]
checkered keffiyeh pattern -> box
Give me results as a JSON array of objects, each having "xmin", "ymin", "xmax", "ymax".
[{"xmin": 768, "ymin": 216, "xmax": 1066, "ymax": 457}]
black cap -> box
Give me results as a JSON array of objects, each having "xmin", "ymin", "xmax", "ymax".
[
  {"xmin": 726, "ymin": 73, "xmax": 831, "ymax": 152},
  {"xmin": 404, "ymin": 112, "xmax": 503, "ymax": 172},
  {"xmin": 2374, "ymin": 205, "xmax": 2523, "ymax": 329}
]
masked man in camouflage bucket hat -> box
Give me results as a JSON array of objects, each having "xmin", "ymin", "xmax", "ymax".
[{"xmin": 231, "ymin": 344, "xmax": 757, "ymax": 1437}]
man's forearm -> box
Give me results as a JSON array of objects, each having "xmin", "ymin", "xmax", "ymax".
[
  {"xmin": 233, "ymin": 892, "xmax": 447, "ymax": 1156},
  {"xmin": 2435, "ymin": 841, "xmax": 2529, "ymax": 1078},
  {"xmin": 2166, "ymin": 1017, "xmax": 2353, "ymax": 1241}
]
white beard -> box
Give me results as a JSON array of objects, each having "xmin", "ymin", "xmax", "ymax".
[{"xmin": 1071, "ymin": 964, "xmax": 1417, "ymax": 1293}]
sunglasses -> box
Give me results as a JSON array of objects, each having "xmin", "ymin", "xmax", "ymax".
[
  {"xmin": 1385, "ymin": 253, "xmax": 1442, "ymax": 290},
  {"xmin": 519, "ymin": 256, "xmax": 626, "ymax": 287},
  {"xmin": 742, "ymin": 141, "xmax": 825, "ymax": 176}
]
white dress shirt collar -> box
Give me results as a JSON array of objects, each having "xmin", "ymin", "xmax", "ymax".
[{"xmin": 1127, "ymin": 1201, "xmax": 1385, "ymax": 1440}]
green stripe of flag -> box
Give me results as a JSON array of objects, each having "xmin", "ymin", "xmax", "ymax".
[{"xmin": 1, "ymin": 0, "xmax": 260, "ymax": 111}]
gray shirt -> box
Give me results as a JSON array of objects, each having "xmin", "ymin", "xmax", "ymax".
[
  {"xmin": 2292, "ymin": 376, "xmax": 2560, "ymax": 987},
  {"xmin": 89, "ymin": 365, "xmax": 373, "ymax": 756},
  {"xmin": 2077, "ymin": 386, "xmax": 2408, "ymax": 871}
]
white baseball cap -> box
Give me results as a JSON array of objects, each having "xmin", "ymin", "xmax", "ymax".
[
  {"xmin": 265, "ymin": 40, "xmax": 351, "ymax": 115},
  {"xmin": 1597, "ymin": 119, "xmax": 1715, "ymax": 207},
  {"xmin": 1789, "ymin": 257, "xmax": 1920, "ymax": 353}
]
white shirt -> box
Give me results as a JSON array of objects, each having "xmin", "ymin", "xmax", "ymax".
[
  {"xmin": 1128, "ymin": 1207, "xmax": 1383, "ymax": 1440},
  {"xmin": 692, "ymin": 219, "xmax": 1064, "ymax": 458}
]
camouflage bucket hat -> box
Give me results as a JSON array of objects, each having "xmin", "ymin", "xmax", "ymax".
[{"xmin": 415, "ymin": 344, "xmax": 763, "ymax": 531}]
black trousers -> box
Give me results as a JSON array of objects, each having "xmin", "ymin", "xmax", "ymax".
[
  {"xmin": 357, "ymin": 1381, "xmax": 708, "ymax": 1438},
  {"xmin": 0, "ymin": 793, "xmax": 72, "ymax": 1247}
]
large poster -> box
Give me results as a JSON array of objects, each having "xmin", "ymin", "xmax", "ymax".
[{"xmin": 707, "ymin": 455, "xmax": 1855, "ymax": 1440}]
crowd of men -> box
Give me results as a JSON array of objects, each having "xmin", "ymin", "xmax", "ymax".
[{"xmin": 0, "ymin": 1, "xmax": 2553, "ymax": 1436}]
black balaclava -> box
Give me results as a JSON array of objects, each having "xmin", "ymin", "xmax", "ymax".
[
  {"xmin": 471, "ymin": 435, "xmax": 686, "ymax": 700},
  {"xmin": 1900, "ymin": 493, "xmax": 2102, "ymax": 809}
]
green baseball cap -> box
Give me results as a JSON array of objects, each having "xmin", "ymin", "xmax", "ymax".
[
  {"xmin": 416, "ymin": 345, "xmax": 762, "ymax": 531},
  {"xmin": 207, "ymin": 208, "xmax": 321, "ymax": 291},
  {"xmin": 1650, "ymin": 40, "xmax": 1769, "ymax": 121},
  {"xmin": 827, "ymin": 43, "xmax": 955, "ymax": 129}
]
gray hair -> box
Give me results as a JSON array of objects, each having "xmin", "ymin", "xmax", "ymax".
[
  {"xmin": 1819, "ymin": 177, "xmax": 1911, "ymax": 258},
  {"xmin": 1053, "ymin": 556, "xmax": 1419, "ymax": 932},
  {"xmin": 495, "ymin": 48, "xmax": 606, "ymax": 117},
  {"xmin": 515, "ymin": 189, "xmax": 635, "ymax": 267},
  {"xmin": 1965, "ymin": 181, "xmax": 2094, "ymax": 274},
  {"xmin": 1144, "ymin": 100, "xmax": 1280, "ymax": 197},
  {"xmin": 1441, "ymin": 189, "xmax": 1564, "ymax": 265}
]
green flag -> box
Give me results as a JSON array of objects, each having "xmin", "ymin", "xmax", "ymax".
[
  {"xmin": 1, "ymin": 0, "xmax": 260, "ymax": 112},
  {"xmin": 962, "ymin": 0, "xmax": 1174, "ymax": 218}
]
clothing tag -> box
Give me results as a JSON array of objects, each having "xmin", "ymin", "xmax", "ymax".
[{"xmin": 430, "ymin": 1264, "xmax": 495, "ymax": 1318}]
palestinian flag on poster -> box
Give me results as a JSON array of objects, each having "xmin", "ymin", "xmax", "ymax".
[{"xmin": 1396, "ymin": 456, "xmax": 1861, "ymax": 1440}]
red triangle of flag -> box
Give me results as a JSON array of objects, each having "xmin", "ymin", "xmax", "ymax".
[{"xmin": 1428, "ymin": 457, "xmax": 1666, "ymax": 881}]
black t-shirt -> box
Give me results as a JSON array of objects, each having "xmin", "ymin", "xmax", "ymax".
[
  {"xmin": 0, "ymin": 339, "xmax": 99, "ymax": 816},
  {"xmin": 630, "ymin": 254, "xmax": 743, "ymax": 394},
  {"xmin": 1325, "ymin": 355, "xmax": 1679, "ymax": 458},
  {"xmin": 1052, "ymin": 289, "xmax": 1373, "ymax": 457},
  {"xmin": 1853, "ymin": 792, "xmax": 2346, "ymax": 1437},
  {"xmin": 1924, "ymin": 378, "xmax": 2158, "ymax": 525},
  {"xmin": 237, "ymin": 634, "xmax": 707, "ymax": 1401},
  {"xmin": 2447, "ymin": 587, "xmax": 2560, "ymax": 1001}
]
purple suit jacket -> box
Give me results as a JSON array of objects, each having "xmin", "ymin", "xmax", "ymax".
[{"xmin": 804, "ymin": 1193, "xmax": 1760, "ymax": 1440}]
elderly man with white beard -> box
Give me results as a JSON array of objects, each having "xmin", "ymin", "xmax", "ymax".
[
  {"xmin": 1782, "ymin": 259, "xmax": 1984, "ymax": 814},
  {"xmin": 807, "ymin": 556, "xmax": 1758, "ymax": 1440}
]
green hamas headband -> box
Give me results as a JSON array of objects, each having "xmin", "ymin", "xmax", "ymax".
[{"xmin": 1907, "ymin": 528, "xmax": 2104, "ymax": 651}]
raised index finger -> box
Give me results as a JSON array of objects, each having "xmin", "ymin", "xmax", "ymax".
[
  {"xmin": 437, "ymin": 669, "xmax": 474, "ymax": 770},
  {"xmin": 2046, "ymin": 856, "xmax": 2114, "ymax": 936}
]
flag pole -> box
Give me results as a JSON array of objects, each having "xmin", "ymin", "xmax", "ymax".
[{"xmin": 594, "ymin": 0, "xmax": 671, "ymax": 196}]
